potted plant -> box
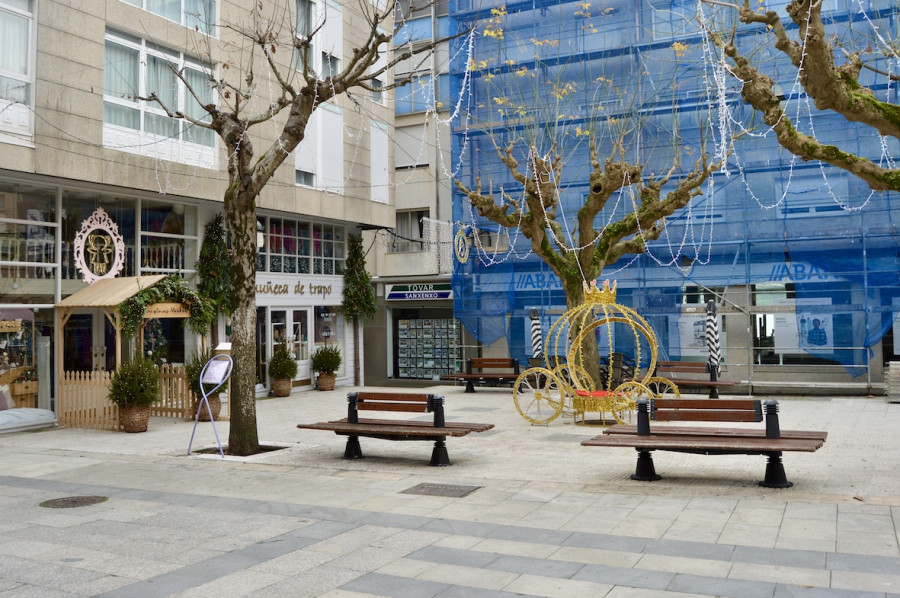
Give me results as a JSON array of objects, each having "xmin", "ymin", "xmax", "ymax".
[
  {"xmin": 311, "ymin": 344, "xmax": 341, "ymax": 391},
  {"xmin": 268, "ymin": 342, "xmax": 297, "ymax": 397},
  {"xmin": 109, "ymin": 356, "xmax": 160, "ymax": 433},
  {"xmin": 185, "ymin": 349, "xmax": 227, "ymax": 420}
]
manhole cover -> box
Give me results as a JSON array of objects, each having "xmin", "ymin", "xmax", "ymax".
[
  {"xmin": 401, "ymin": 483, "xmax": 481, "ymax": 498},
  {"xmin": 40, "ymin": 496, "xmax": 108, "ymax": 509}
]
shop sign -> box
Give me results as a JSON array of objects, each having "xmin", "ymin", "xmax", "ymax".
[
  {"xmin": 73, "ymin": 208, "xmax": 126, "ymax": 283},
  {"xmin": 387, "ymin": 283, "xmax": 452, "ymax": 301},
  {"xmin": 256, "ymin": 280, "xmax": 334, "ymax": 299},
  {"xmin": 0, "ymin": 320, "xmax": 22, "ymax": 333},
  {"xmin": 144, "ymin": 302, "xmax": 191, "ymax": 319}
]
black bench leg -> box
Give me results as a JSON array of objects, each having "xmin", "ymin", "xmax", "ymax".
[
  {"xmin": 430, "ymin": 438, "xmax": 451, "ymax": 466},
  {"xmin": 343, "ymin": 436, "xmax": 363, "ymax": 460},
  {"xmin": 465, "ymin": 380, "xmax": 475, "ymax": 393},
  {"xmin": 631, "ymin": 449, "xmax": 661, "ymax": 481},
  {"xmin": 760, "ymin": 451, "xmax": 793, "ymax": 488}
]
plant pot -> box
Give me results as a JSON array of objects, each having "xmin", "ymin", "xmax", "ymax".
[
  {"xmin": 192, "ymin": 393, "xmax": 221, "ymax": 421},
  {"xmin": 317, "ymin": 373, "xmax": 335, "ymax": 391},
  {"xmin": 120, "ymin": 404, "xmax": 151, "ymax": 433},
  {"xmin": 272, "ymin": 378, "xmax": 292, "ymax": 397}
]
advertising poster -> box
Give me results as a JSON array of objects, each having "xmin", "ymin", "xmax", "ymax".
[
  {"xmin": 773, "ymin": 298, "xmax": 833, "ymax": 353},
  {"xmin": 669, "ymin": 311, "xmax": 723, "ymax": 359}
]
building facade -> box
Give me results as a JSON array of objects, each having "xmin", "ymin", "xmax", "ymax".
[{"xmin": 0, "ymin": 0, "xmax": 395, "ymax": 404}]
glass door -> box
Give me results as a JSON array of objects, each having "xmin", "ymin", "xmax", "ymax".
[{"xmin": 292, "ymin": 309, "xmax": 310, "ymax": 383}]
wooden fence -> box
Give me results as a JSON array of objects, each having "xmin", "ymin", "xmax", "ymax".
[
  {"xmin": 58, "ymin": 370, "xmax": 117, "ymax": 431},
  {"xmin": 57, "ymin": 364, "xmax": 226, "ymax": 431}
]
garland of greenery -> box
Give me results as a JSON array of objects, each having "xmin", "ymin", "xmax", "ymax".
[
  {"xmin": 197, "ymin": 213, "xmax": 231, "ymax": 317},
  {"xmin": 118, "ymin": 274, "xmax": 216, "ymax": 338}
]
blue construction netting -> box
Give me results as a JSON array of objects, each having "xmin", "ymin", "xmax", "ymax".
[{"xmin": 448, "ymin": 0, "xmax": 900, "ymax": 375}]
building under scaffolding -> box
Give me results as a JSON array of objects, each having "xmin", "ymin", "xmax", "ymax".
[{"xmin": 447, "ymin": 0, "xmax": 900, "ymax": 393}]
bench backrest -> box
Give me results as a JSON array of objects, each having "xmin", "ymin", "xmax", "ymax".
[
  {"xmin": 637, "ymin": 398, "xmax": 781, "ymax": 438},
  {"xmin": 347, "ymin": 392, "xmax": 445, "ymax": 426},
  {"xmin": 651, "ymin": 398, "xmax": 762, "ymax": 422},
  {"xmin": 656, "ymin": 361, "xmax": 709, "ymax": 374},
  {"xmin": 466, "ymin": 357, "xmax": 520, "ymax": 375}
]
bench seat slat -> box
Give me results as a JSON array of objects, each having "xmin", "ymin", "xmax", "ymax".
[
  {"xmin": 582, "ymin": 434, "xmax": 824, "ymax": 453},
  {"xmin": 605, "ymin": 424, "xmax": 828, "ymax": 441},
  {"xmin": 297, "ymin": 421, "xmax": 490, "ymax": 437}
]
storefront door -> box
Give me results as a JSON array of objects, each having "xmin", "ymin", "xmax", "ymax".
[
  {"xmin": 63, "ymin": 311, "xmax": 116, "ymax": 372},
  {"xmin": 270, "ymin": 309, "xmax": 311, "ymax": 385}
]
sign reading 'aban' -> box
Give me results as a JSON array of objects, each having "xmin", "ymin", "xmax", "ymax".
[{"xmin": 386, "ymin": 284, "xmax": 453, "ymax": 301}]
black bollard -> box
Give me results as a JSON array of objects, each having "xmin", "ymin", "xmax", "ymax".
[
  {"xmin": 428, "ymin": 395, "xmax": 446, "ymax": 428},
  {"xmin": 636, "ymin": 398, "xmax": 651, "ymax": 436},
  {"xmin": 347, "ymin": 392, "xmax": 359, "ymax": 424},
  {"xmin": 764, "ymin": 399, "xmax": 780, "ymax": 439}
]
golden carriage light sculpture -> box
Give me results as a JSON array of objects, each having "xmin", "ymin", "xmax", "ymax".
[{"xmin": 513, "ymin": 279, "xmax": 680, "ymax": 425}]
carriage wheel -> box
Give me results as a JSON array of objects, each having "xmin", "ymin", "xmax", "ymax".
[
  {"xmin": 611, "ymin": 381, "xmax": 654, "ymax": 424},
  {"xmin": 552, "ymin": 363, "xmax": 593, "ymax": 417},
  {"xmin": 514, "ymin": 367, "xmax": 564, "ymax": 425},
  {"xmin": 645, "ymin": 376, "xmax": 681, "ymax": 399}
]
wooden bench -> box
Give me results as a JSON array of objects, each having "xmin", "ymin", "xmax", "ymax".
[
  {"xmin": 653, "ymin": 360, "xmax": 738, "ymax": 398},
  {"xmin": 441, "ymin": 357, "xmax": 520, "ymax": 393},
  {"xmin": 582, "ymin": 398, "xmax": 827, "ymax": 487},
  {"xmin": 297, "ymin": 391, "xmax": 494, "ymax": 466}
]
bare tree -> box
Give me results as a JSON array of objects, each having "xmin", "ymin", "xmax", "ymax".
[
  {"xmin": 707, "ymin": 0, "xmax": 900, "ymax": 191},
  {"xmin": 455, "ymin": 11, "xmax": 727, "ymax": 371},
  {"xmin": 142, "ymin": 0, "xmax": 456, "ymax": 455}
]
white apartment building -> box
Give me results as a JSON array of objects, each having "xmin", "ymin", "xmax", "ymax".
[
  {"xmin": 0, "ymin": 0, "xmax": 396, "ymax": 402},
  {"xmin": 360, "ymin": 0, "xmax": 465, "ymax": 386}
]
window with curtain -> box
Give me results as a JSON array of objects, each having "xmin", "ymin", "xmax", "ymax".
[
  {"xmin": 391, "ymin": 210, "xmax": 427, "ymax": 253},
  {"xmin": 295, "ymin": 0, "xmax": 314, "ymax": 70},
  {"xmin": 104, "ymin": 31, "xmax": 216, "ymax": 147},
  {"xmin": 0, "ymin": 0, "xmax": 32, "ymax": 104}
]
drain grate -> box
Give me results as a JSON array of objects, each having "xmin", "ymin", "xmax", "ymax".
[
  {"xmin": 40, "ymin": 496, "xmax": 109, "ymax": 509},
  {"xmin": 401, "ymin": 483, "xmax": 481, "ymax": 498}
]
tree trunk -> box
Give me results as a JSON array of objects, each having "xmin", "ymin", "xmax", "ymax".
[{"xmin": 225, "ymin": 187, "xmax": 260, "ymax": 456}]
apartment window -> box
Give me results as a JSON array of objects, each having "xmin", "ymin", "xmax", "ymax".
[
  {"xmin": 371, "ymin": 77, "xmax": 384, "ymax": 103},
  {"xmin": 395, "ymin": 124, "xmax": 428, "ymax": 169},
  {"xmin": 0, "ymin": 0, "xmax": 32, "ymax": 104},
  {"xmin": 295, "ymin": 169, "xmax": 315, "ymax": 187},
  {"xmin": 391, "ymin": 210, "xmax": 427, "ymax": 253},
  {"xmin": 395, "ymin": 75, "xmax": 434, "ymax": 114},
  {"xmin": 121, "ymin": 0, "xmax": 216, "ymax": 35},
  {"xmin": 322, "ymin": 52, "xmax": 340, "ymax": 78},
  {"xmin": 295, "ymin": 0, "xmax": 313, "ymax": 69},
  {"xmin": 104, "ymin": 30, "xmax": 215, "ymax": 147}
]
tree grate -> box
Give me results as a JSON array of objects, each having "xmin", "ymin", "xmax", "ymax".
[
  {"xmin": 401, "ymin": 483, "xmax": 481, "ymax": 498},
  {"xmin": 40, "ymin": 496, "xmax": 109, "ymax": 509}
]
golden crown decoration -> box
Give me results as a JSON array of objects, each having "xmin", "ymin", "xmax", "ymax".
[{"xmin": 583, "ymin": 279, "xmax": 617, "ymax": 304}]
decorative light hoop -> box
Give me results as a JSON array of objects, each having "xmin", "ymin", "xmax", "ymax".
[
  {"xmin": 73, "ymin": 207, "xmax": 126, "ymax": 284},
  {"xmin": 542, "ymin": 280, "xmax": 660, "ymax": 392}
]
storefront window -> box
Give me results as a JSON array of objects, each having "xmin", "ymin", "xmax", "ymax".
[
  {"xmin": 0, "ymin": 181, "xmax": 58, "ymax": 304},
  {"xmin": 62, "ymin": 193, "xmax": 136, "ymax": 286},
  {"xmin": 140, "ymin": 200, "xmax": 198, "ymax": 273},
  {"xmin": 256, "ymin": 216, "xmax": 344, "ymax": 275}
]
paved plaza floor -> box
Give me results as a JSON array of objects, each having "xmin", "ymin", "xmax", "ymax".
[{"xmin": 0, "ymin": 384, "xmax": 899, "ymax": 597}]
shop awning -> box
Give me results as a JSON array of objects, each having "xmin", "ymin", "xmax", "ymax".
[
  {"xmin": 56, "ymin": 275, "xmax": 167, "ymax": 309},
  {"xmin": 55, "ymin": 275, "xmax": 168, "ymax": 370}
]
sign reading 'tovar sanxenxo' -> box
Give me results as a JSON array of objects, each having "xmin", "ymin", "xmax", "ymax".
[{"xmin": 386, "ymin": 284, "xmax": 452, "ymax": 301}]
